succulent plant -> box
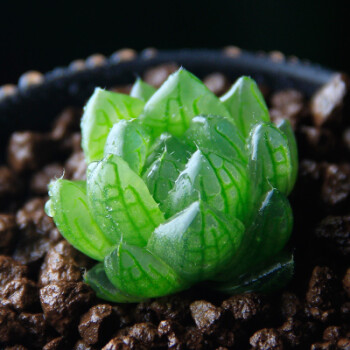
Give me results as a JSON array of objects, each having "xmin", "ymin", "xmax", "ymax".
[{"xmin": 46, "ymin": 68, "xmax": 297, "ymax": 302}]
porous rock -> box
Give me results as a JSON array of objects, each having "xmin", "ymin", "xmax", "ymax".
[
  {"xmin": 0, "ymin": 214, "xmax": 17, "ymax": 255},
  {"xmin": 250, "ymin": 328, "xmax": 283, "ymax": 350},
  {"xmin": 190, "ymin": 300, "xmax": 222, "ymax": 334},
  {"xmin": 78, "ymin": 304, "xmax": 115, "ymax": 345},
  {"xmin": 40, "ymin": 282, "xmax": 94, "ymax": 335}
]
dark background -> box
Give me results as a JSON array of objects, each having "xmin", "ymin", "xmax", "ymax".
[{"xmin": 0, "ymin": 1, "xmax": 346, "ymax": 86}]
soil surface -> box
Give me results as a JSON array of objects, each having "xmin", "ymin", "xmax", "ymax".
[{"xmin": 1, "ymin": 64, "xmax": 350, "ymax": 349}]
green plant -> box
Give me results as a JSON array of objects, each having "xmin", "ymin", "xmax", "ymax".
[{"xmin": 46, "ymin": 68, "xmax": 297, "ymax": 302}]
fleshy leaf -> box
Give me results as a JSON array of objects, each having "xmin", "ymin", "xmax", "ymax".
[
  {"xmin": 104, "ymin": 119, "xmax": 151, "ymax": 174},
  {"xmin": 184, "ymin": 115, "xmax": 247, "ymax": 164},
  {"xmin": 142, "ymin": 136, "xmax": 192, "ymax": 204},
  {"xmin": 47, "ymin": 179, "xmax": 113, "ymax": 261},
  {"xmin": 139, "ymin": 68, "xmax": 231, "ymax": 137},
  {"xmin": 130, "ymin": 78, "xmax": 156, "ymax": 101},
  {"xmin": 81, "ymin": 88, "xmax": 145, "ymax": 163},
  {"xmin": 164, "ymin": 149, "xmax": 249, "ymax": 221},
  {"xmin": 87, "ymin": 154, "xmax": 164, "ymax": 246},
  {"xmin": 148, "ymin": 201, "xmax": 245, "ymax": 282},
  {"xmin": 215, "ymin": 187, "xmax": 293, "ymax": 281},
  {"xmin": 212, "ymin": 251, "xmax": 294, "ymax": 294},
  {"xmin": 104, "ymin": 243, "xmax": 187, "ymax": 298},
  {"xmin": 85, "ymin": 263, "xmax": 143, "ymax": 302},
  {"xmin": 277, "ymin": 119, "xmax": 298, "ymax": 189},
  {"xmin": 249, "ymin": 122, "xmax": 294, "ymax": 196},
  {"xmin": 220, "ymin": 76, "xmax": 270, "ymax": 138}
]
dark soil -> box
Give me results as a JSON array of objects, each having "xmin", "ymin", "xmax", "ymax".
[{"xmin": 1, "ymin": 64, "xmax": 350, "ymax": 349}]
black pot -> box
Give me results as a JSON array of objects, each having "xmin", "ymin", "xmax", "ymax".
[{"xmin": 0, "ymin": 48, "xmax": 337, "ymax": 158}]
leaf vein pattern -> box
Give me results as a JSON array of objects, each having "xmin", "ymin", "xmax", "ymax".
[
  {"xmin": 105, "ymin": 162, "xmax": 144, "ymax": 244},
  {"xmin": 107, "ymin": 98, "xmax": 124, "ymax": 119},
  {"xmin": 77, "ymin": 196, "xmax": 114, "ymax": 245},
  {"xmin": 214, "ymin": 126, "xmax": 246, "ymax": 163}
]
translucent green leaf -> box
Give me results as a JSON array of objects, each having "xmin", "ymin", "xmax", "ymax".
[
  {"xmin": 130, "ymin": 78, "xmax": 156, "ymax": 101},
  {"xmin": 139, "ymin": 68, "xmax": 231, "ymax": 137},
  {"xmin": 184, "ymin": 115, "xmax": 247, "ymax": 164},
  {"xmin": 87, "ymin": 154, "xmax": 164, "ymax": 246},
  {"xmin": 220, "ymin": 76, "xmax": 270, "ymax": 138},
  {"xmin": 212, "ymin": 251, "xmax": 294, "ymax": 294},
  {"xmin": 148, "ymin": 201, "xmax": 245, "ymax": 282},
  {"xmin": 104, "ymin": 243, "xmax": 187, "ymax": 298},
  {"xmin": 85, "ymin": 263, "xmax": 143, "ymax": 302},
  {"xmin": 163, "ymin": 149, "xmax": 250, "ymax": 221},
  {"xmin": 104, "ymin": 119, "xmax": 151, "ymax": 175},
  {"xmin": 277, "ymin": 119, "xmax": 298, "ymax": 190},
  {"xmin": 81, "ymin": 88, "xmax": 145, "ymax": 163},
  {"xmin": 142, "ymin": 136, "xmax": 192, "ymax": 204},
  {"xmin": 215, "ymin": 187, "xmax": 293, "ymax": 281},
  {"xmin": 47, "ymin": 179, "xmax": 113, "ymax": 261},
  {"xmin": 249, "ymin": 122, "xmax": 294, "ymax": 196}
]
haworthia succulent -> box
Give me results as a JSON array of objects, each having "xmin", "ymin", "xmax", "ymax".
[{"xmin": 48, "ymin": 68, "xmax": 298, "ymax": 302}]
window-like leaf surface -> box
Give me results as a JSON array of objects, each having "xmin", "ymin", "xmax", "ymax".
[
  {"xmin": 277, "ymin": 119, "xmax": 298, "ymax": 190},
  {"xmin": 220, "ymin": 76, "xmax": 270, "ymax": 138},
  {"xmin": 104, "ymin": 243, "xmax": 187, "ymax": 298},
  {"xmin": 249, "ymin": 122, "xmax": 294, "ymax": 196},
  {"xmin": 164, "ymin": 149, "xmax": 249, "ymax": 221},
  {"xmin": 130, "ymin": 78, "xmax": 156, "ymax": 101},
  {"xmin": 47, "ymin": 179, "xmax": 113, "ymax": 261},
  {"xmin": 140, "ymin": 69, "xmax": 231, "ymax": 137},
  {"xmin": 85, "ymin": 263, "xmax": 143, "ymax": 302},
  {"xmin": 215, "ymin": 187, "xmax": 293, "ymax": 281},
  {"xmin": 148, "ymin": 201, "xmax": 245, "ymax": 282},
  {"xmin": 184, "ymin": 115, "xmax": 247, "ymax": 164},
  {"xmin": 81, "ymin": 88, "xmax": 145, "ymax": 163},
  {"xmin": 87, "ymin": 154, "xmax": 164, "ymax": 246},
  {"xmin": 143, "ymin": 136, "xmax": 192, "ymax": 204},
  {"xmin": 104, "ymin": 119, "xmax": 151, "ymax": 175}
]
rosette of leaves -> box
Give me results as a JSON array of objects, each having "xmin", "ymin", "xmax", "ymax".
[{"xmin": 46, "ymin": 68, "xmax": 297, "ymax": 302}]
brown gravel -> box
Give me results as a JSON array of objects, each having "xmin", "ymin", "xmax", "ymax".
[
  {"xmin": 1, "ymin": 65, "xmax": 350, "ymax": 349},
  {"xmin": 78, "ymin": 304, "xmax": 116, "ymax": 345},
  {"xmin": 203, "ymin": 73, "xmax": 230, "ymax": 96},
  {"xmin": 0, "ymin": 166, "xmax": 23, "ymax": 206},
  {"xmin": 7, "ymin": 132, "xmax": 59, "ymax": 173},
  {"xmin": 39, "ymin": 282, "xmax": 95, "ymax": 335},
  {"xmin": 0, "ymin": 214, "xmax": 17, "ymax": 255},
  {"xmin": 143, "ymin": 63, "xmax": 179, "ymax": 88},
  {"xmin": 190, "ymin": 300, "xmax": 222, "ymax": 334},
  {"xmin": 250, "ymin": 328, "xmax": 283, "ymax": 350}
]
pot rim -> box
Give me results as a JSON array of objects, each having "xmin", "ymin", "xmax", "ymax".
[{"xmin": 0, "ymin": 47, "xmax": 339, "ymax": 151}]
